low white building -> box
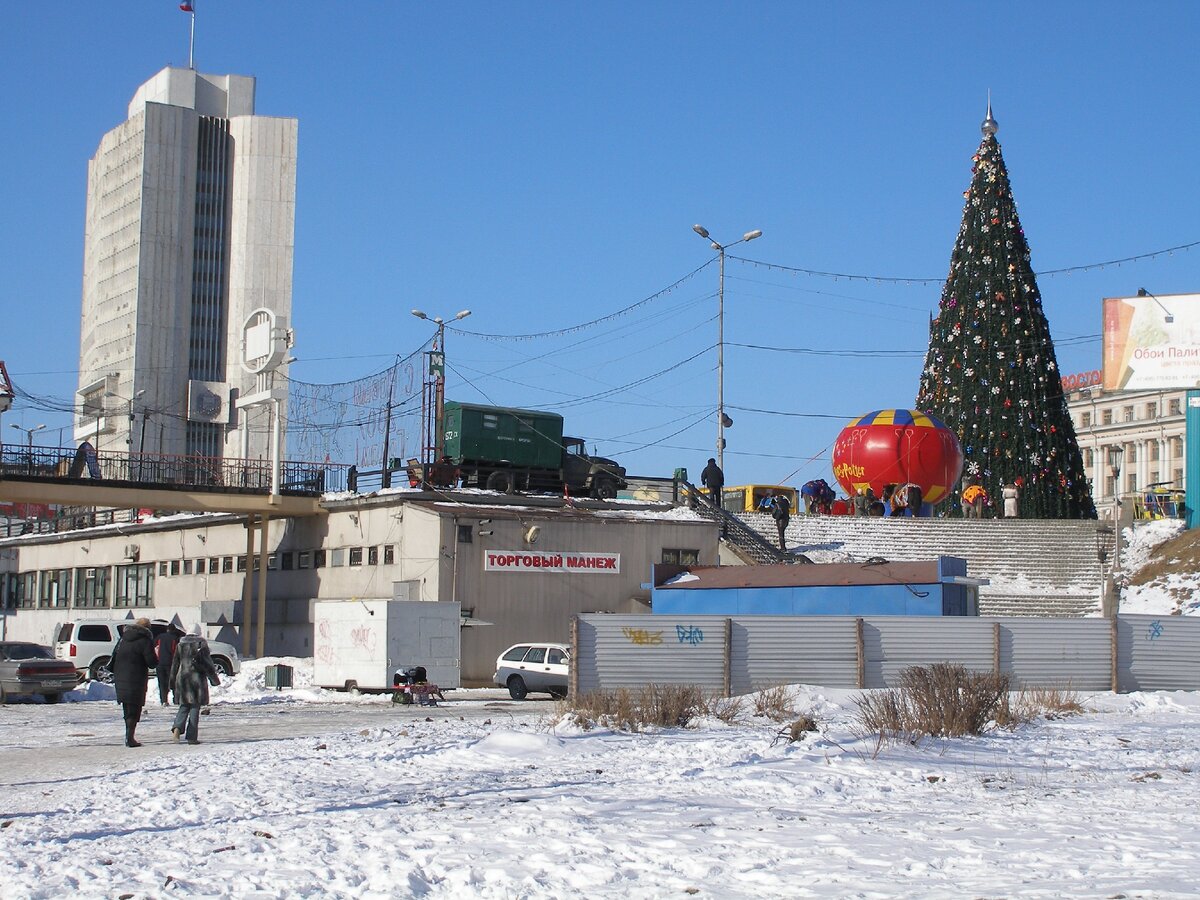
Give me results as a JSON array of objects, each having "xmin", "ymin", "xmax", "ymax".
[{"xmin": 0, "ymin": 493, "xmax": 717, "ymax": 684}]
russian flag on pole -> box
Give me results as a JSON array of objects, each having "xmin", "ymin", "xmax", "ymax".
[{"xmin": 180, "ymin": 1, "xmax": 194, "ymax": 11}]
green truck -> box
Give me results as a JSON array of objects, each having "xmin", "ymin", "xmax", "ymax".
[{"xmin": 443, "ymin": 402, "xmax": 628, "ymax": 499}]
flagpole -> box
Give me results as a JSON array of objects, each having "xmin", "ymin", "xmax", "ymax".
[{"xmin": 188, "ymin": 5, "xmax": 196, "ymax": 70}]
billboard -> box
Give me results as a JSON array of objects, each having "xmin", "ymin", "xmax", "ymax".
[{"xmin": 1103, "ymin": 293, "xmax": 1200, "ymax": 390}]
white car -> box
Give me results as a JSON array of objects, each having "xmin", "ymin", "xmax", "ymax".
[
  {"xmin": 55, "ymin": 619, "xmax": 241, "ymax": 684},
  {"xmin": 493, "ymin": 642, "xmax": 570, "ymax": 700}
]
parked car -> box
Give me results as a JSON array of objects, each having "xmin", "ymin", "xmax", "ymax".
[
  {"xmin": 0, "ymin": 641, "xmax": 79, "ymax": 703},
  {"xmin": 54, "ymin": 619, "xmax": 241, "ymax": 684},
  {"xmin": 493, "ymin": 642, "xmax": 570, "ymax": 700}
]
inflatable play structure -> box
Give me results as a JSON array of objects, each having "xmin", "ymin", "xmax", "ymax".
[{"xmin": 831, "ymin": 409, "xmax": 964, "ymax": 506}]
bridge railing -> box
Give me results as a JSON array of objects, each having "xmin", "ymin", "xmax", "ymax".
[{"xmin": 0, "ymin": 445, "xmax": 350, "ymax": 496}]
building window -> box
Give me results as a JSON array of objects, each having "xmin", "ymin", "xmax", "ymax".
[
  {"xmin": 159, "ymin": 562, "xmax": 169, "ymax": 577},
  {"xmin": 1081, "ymin": 411, "xmax": 1092, "ymax": 428},
  {"xmin": 183, "ymin": 559, "xmax": 193, "ymax": 575},
  {"xmin": 282, "ymin": 552, "xmax": 294, "ymax": 571},
  {"xmin": 330, "ymin": 549, "xmax": 345, "ymax": 567},
  {"xmin": 39, "ymin": 569, "xmax": 71, "ymax": 609},
  {"xmin": 314, "ymin": 549, "xmax": 327, "ymax": 569},
  {"xmin": 368, "ymin": 546, "xmax": 379, "ymax": 566},
  {"xmin": 1150, "ymin": 470, "xmax": 1160, "ymax": 484},
  {"xmin": 267, "ymin": 553, "xmax": 278, "ymax": 571},
  {"xmin": 223, "ymin": 556, "xmax": 234, "ymax": 573},
  {"xmin": 15, "ymin": 572, "xmax": 37, "ymax": 609},
  {"xmin": 1107, "ymin": 476, "xmax": 1117, "ymax": 497},
  {"xmin": 1126, "ymin": 473, "xmax": 1137, "ymax": 494},
  {"xmin": 662, "ymin": 548, "xmax": 700, "ymax": 565},
  {"xmin": 1123, "ymin": 406, "xmax": 1134, "ymax": 423},
  {"xmin": 1170, "ymin": 398, "xmax": 1182, "ymax": 416},
  {"xmin": 383, "ymin": 545, "xmax": 395, "ymax": 565},
  {"xmin": 75, "ymin": 567, "xmax": 110, "ymax": 609},
  {"xmin": 457, "ymin": 525, "xmax": 473, "ymax": 543},
  {"xmin": 349, "ymin": 547, "xmax": 363, "ymax": 567},
  {"xmin": 115, "ymin": 563, "xmax": 154, "ymax": 608},
  {"xmin": 170, "ymin": 560, "xmax": 180, "ymax": 576},
  {"xmin": 1146, "ymin": 402, "xmax": 1158, "ymax": 419},
  {"xmin": 1127, "ymin": 444, "xmax": 1137, "ymax": 463},
  {"xmin": 298, "ymin": 551, "xmax": 312, "ymax": 569},
  {"xmin": 1150, "ymin": 442, "xmax": 1160, "ymax": 462},
  {"xmin": 1175, "ymin": 468, "xmax": 1184, "ymax": 486},
  {"xmin": 1102, "ymin": 409, "xmax": 1113, "ymax": 425},
  {"xmin": 237, "ymin": 555, "xmax": 247, "ymax": 572},
  {"xmin": 1084, "ymin": 448, "xmax": 1094, "ymax": 467},
  {"xmin": 1172, "ymin": 437, "xmax": 1184, "ymax": 459}
]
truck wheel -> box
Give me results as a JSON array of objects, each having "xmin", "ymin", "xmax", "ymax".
[
  {"xmin": 507, "ymin": 675, "xmax": 528, "ymax": 700},
  {"xmin": 591, "ymin": 478, "xmax": 617, "ymax": 500},
  {"xmin": 486, "ymin": 471, "xmax": 513, "ymax": 494}
]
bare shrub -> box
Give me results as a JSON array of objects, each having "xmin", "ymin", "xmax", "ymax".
[
  {"xmin": 566, "ymin": 684, "xmax": 705, "ymax": 732},
  {"xmin": 697, "ymin": 692, "xmax": 745, "ymax": 725},
  {"xmin": 775, "ymin": 713, "xmax": 819, "ymax": 745},
  {"xmin": 856, "ymin": 663, "xmax": 1011, "ymax": 741},
  {"xmin": 753, "ymin": 685, "xmax": 797, "ymax": 722},
  {"xmin": 1014, "ymin": 684, "xmax": 1087, "ymax": 721}
]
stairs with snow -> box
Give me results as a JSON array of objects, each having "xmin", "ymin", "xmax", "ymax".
[{"xmin": 735, "ymin": 513, "xmax": 1114, "ymax": 617}]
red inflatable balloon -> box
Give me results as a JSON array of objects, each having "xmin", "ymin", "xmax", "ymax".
[{"xmin": 831, "ymin": 410, "xmax": 963, "ymax": 505}]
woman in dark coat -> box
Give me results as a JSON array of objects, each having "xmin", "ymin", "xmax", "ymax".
[
  {"xmin": 169, "ymin": 624, "xmax": 221, "ymax": 745},
  {"xmin": 110, "ymin": 617, "xmax": 158, "ymax": 747}
]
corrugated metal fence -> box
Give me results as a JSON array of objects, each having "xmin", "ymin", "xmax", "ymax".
[{"xmin": 571, "ymin": 614, "xmax": 1200, "ymax": 694}]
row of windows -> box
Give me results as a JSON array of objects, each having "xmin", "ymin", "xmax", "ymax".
[
  {"xmin": 1083, "ymin": 441, "xmax": 1184, "ymax": 468},
  {"xmin": 1078, "ymin": 398, "xmax": 1182, "ymax": 429},
  {"xmin": 0, "ymin": 546, "xmax": 400, "ymax": 611}
]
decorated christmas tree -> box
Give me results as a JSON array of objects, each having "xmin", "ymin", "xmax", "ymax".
[{"xmin": 915, "ymin": 105, "xmax": 1095, "ymax": 519}]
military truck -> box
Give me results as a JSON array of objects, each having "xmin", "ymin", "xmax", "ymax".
[{"xmin": 443, "ymin": 401, "xmax": 627, "ymax": 498}]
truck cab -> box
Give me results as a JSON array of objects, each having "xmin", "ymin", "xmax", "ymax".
[{"xmin": 562, "ymin": 437, "xmax": 626, "ymax": 499}]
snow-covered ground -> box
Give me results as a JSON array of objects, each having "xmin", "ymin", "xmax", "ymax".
[{"xmin": 3, "ymin": 658, "xmax": 1200, "ymax": 898}]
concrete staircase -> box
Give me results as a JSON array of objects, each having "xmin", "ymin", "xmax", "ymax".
[{"xmin": 735, "ymin": 513, "xmax": 1114, "ymax": 617}]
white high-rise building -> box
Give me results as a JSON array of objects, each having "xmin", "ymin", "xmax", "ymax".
[{"xmin": 75, "ymin": 67, "xmax": 296, "ymax": 463}]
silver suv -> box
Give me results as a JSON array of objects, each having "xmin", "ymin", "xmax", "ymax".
[
  {"xmin": 55, "ymin": 619, "xmax": 241, "ymax": 684},
  {"xmin": 493, "ymin": 642, "xmax": 570, "ymax": 700}
]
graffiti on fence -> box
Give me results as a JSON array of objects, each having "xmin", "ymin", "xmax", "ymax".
[
  {"xmin": 676, "ymin": 625, "xmax": 704, "ymax": 646},
  {"xmin": 622, "ymin": 626, "xmax": 663, "ymax": 646}
]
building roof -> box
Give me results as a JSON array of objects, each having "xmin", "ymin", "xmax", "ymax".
[{"xmin": 657, "ymin": 560, "xmax": 951, "ymax": 590}]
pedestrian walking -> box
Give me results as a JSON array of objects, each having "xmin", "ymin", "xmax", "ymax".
[
  {"xmin": 155, "ymin": 623, "xmax": 183, "ymax": 705},
  {"xmin": 771, "ymin": 492, "xmax": 791, "ymax": 551},
  {"xmin": 170, "ymin": 624, "xmax": 221, "ymax": 745},
  {"xmin": 700, "ymin": 458, "xmax": 724, "ymax": 506},
  {"xmin": 110, "ymin": 617, "xmax": 157, "ymax": 747}
]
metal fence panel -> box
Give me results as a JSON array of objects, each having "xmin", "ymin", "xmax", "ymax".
[
  {"xmin": 575, "ymin": 615, "xmax": 726, "ymax": 694},
  {"xmin": 864, "ymin": 618, "xmax": 995, "ymax": 687},
  {"xmin": 1119, "ymin": 614, "xmax": 1200, "ymax": 692},
  {"xmin": 735, "ymin": 617, "xmax": 859, "ymax": 692},
  {"xmin": 996, "ymin": 618, "xmax": 1112, "ymax": 690}
]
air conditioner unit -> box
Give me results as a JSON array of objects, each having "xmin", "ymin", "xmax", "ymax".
[{"xmin": 124, "ymin": 544, "xmax": 140, "ymax": 562}]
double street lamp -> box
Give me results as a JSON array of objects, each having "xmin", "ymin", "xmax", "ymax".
[
  {"xmin": 10, "ymin": 422, "xmax": 46, "ymax": 457},
  {"xmin": 692, "ymin": 224, "xmax": 762, "ymax": 471}
]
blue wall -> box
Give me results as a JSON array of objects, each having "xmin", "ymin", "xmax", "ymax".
[{"xmin": 653, "ymin": 582, "xmax": 952, "ymax": 617}]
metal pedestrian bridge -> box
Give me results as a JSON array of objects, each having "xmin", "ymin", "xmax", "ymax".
[{"xmin": 0, "ymin": 444, "xmax": 349, "ymax": 531}]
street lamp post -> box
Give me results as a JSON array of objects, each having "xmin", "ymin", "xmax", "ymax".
[
  {"xmin": 10, "ymin": 423, "xmax": 46, "ymax": 472},
  {"xmin": 412, "ymin": 309, "xmax": 471, "ymax": 463},
  {"xmin": 692, "ymin": 224, "xmax": 762, "ymax": 472},
  {"xmin": 1108, "ymin": 445, "xmax": 1125, "ymax": 597}
]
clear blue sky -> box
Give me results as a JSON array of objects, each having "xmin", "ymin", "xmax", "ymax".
[{"xmin": 4, "ymin": 2, "xmax": 1199, "ymax": 488}]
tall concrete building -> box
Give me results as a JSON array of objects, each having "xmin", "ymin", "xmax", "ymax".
[{"xmin": 75, "ymin": 67, "xmax": 296, "ymax": 462}]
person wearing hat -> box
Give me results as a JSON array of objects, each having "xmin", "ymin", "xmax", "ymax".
[
  {"xmin": 169, "ymin": 624, "xmax": 221, "ymax": 745},
  {"xmin": 110, "ymin": 617, "xmax": 157, "ymax": 747}
]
